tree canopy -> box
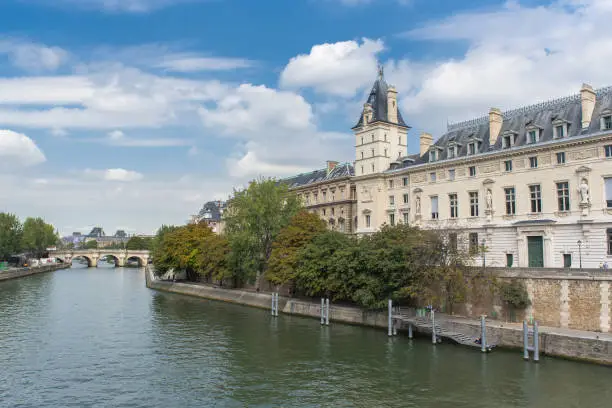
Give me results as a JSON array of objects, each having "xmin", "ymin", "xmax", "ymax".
[
  {"xmin": 0, "ymin": 213, "xmax": 22, "ymax": 260},
  {"xmin": 126, "ymin": 236, "xmax": 152, "ymax": 250},
  {"xmin": 21, "ymin": 217, "xmax": 58, "ymax": 258},
  {"xmin": 224, "ymin": 178, "xmax": 302, "ymax": 287}
]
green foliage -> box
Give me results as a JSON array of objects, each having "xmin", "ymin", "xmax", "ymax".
[
  {"xmin": 21, "ymin": 217, "xmax": 58, "ymax": 258},
  {"xmin": 224, "ymin": 178, "xmax": 302, "ymax": 285},
  {"xmin": 499, "ymin": 280, "xmax": 531, "ymax": 310},
  {"xmin": 0, "ymin": 213, "xmax": 23, "ymax": 260},
  {"xmin": 126, "ymin": 236, "xmax": 152, "ymax": 250},
  {"xmin": 266, "ymin": 211, "xmax": 327, "ymax": 286},
  {"xmin": 83, "ymin": 240, "xmax": 99, "ymax": 249}
]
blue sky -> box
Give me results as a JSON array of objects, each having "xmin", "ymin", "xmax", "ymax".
[{"xmin": 0, "ymin": 0, "xmax": 610, "ymax": 235}]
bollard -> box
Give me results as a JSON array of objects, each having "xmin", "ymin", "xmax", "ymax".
[
  {"xmin": 274, "ymin": 293, "xmax": 279, "ymax": 317},
  {"xmin": 388, "ymin": 299, "xmax": 393, "ymax": 337},
  {"xmin": 325, "ymin": 298, "xmax": 330, "ymax": 326},
  {"xmin": 271, "ymin": 293, "xmax": 275, "ymax": 316},
  {"xmin": 431, "ymin": 309, "xmax": 437, "ymax": 344},
  {"xmin": 533, "ymin": 321, "xmax": 539, "ymax": 362},
  {"xmin": 480, "ymin": 315, "xmax": 487, "ymax": 353},
  {"xmin": 408, "ymin": 323, "xmax": 413, "ymax": 339},
  {"xmin": 321, "ymin": 298, "xmax": 325, "ymax": 325},
  {"xmin": 523, "ymin": 321, "xmax": 530, "ymax": 360},
  {"xmin": 393, "ymin": 320, "xmax": 398, "ymax": 336}
]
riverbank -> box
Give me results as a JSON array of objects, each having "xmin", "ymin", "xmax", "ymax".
[
  {"xmin": 145, "ymin": 267, "xmax": 612, "ymax": 365},
  {"xmin": 0, "ymin": 263, "xmax": 70, "ymax": 282}
]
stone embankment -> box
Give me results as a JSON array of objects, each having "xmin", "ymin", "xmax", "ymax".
[
  {"xmin": 0, "ymin": 263, "xmax": 70, "ymax": 282},
  {"xmin": 145, "ymin": 267, "xmax": 612, "ymax": 365}
]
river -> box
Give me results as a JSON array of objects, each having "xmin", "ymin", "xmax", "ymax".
[{"xmin": 0, "ymin": 266, "xmax": 610, "ymax": 407}]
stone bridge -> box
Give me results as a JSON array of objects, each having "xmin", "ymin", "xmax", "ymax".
[{"xmin": 50, "ymin": 249, "xmax": 150, "ymax": 268}]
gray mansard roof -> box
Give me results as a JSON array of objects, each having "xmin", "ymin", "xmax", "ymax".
[
  {"xmin": 197, "ymin": 201, "xmax": 225, "ymax": 222},
  {"xmin": 283, "ymin": 163, "xmax": 355, "ymax": 189},
  {"xmin": 388, "ymin": 86, "xmax": 612, "ymax": 171},
  {"xmin": 353, "ymin": 75, "xmax": 409, "ymax": 129}
]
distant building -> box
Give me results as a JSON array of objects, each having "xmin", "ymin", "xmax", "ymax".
[{"xmin": 190, "ymin": 201, "xmax": 227, "ymax": 233}]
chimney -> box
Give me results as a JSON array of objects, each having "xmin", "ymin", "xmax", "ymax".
[
  {"xmin": 420, "ymin": 132, "xmax": 433, "ymax": 157},
  {"xmin": 581, "ymin": 83, "xmax": 596, "ymax": 129},
  {"xmin": 489, "ymin": 107, "xmax": 503, "ymax": 146},
  {"xmin": 326, "ymin": 160, "xmax": 339, "ymax": 174},
  {"xmin": 387, "ymin": 85, "xmax": 398, "ymax": 123}
]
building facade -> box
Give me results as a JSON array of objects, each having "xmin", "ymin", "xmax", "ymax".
[
  {"xmin": 190, "ymin": 201, "xmax": 227, "ymax": 234},
  {"xmin": 287, "ymin": 71, "xmax": 612, "ymax": 269}
]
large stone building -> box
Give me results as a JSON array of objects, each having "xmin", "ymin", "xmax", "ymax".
[{"xmin": 286, "ymin": 70, "xmax": 612, "ymax": 269}]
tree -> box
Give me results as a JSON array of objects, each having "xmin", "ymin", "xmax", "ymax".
[
  {"xmin": 224, "ymin": 178, "xmax": 302, "ymax": 287},
  {"xmin": 0, "ymin": 213, "xmax": 22, "ymax": 260},
  {"xmin": 83, "ymin": 240, "xmax": 98, "ymax": 249},
  {"xmin": 21, "ymin": 217, "xmax": 58, "ymax": 258},
  {"xmin": 197, "ymin": 232, "xmax": 230, "ymax": 284},
  {"xmin": 126, "ymin": 236, "xmax": 152, "ymax": 250},
  {"xmin": 266, "ymin": 211, "xmax": 327, "ymax": 287}
]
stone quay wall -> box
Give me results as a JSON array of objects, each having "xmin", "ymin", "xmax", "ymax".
[
  {"xmin": 0, "ymin": 263, "xmax": 70, "ymax": 282},
  {"xmin": 457, "ymin": 267, "xmax": 612, "ymax": 333},
  {"xmin": 146, "ymin": 267, "xmax": 612, "ymax": 365}
]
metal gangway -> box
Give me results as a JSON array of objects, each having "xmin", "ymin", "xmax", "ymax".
[{"xmin": 389, "ymin": 301, "xmax": 495, "ymax": 352}]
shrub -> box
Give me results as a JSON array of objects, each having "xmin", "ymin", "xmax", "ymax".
[{"xmin": 499, "ymin": 280, "xmax": 531, "ymax": 309}]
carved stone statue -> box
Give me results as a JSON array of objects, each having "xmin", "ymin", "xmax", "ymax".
[
  {"xmin": 579, "ymin": 178, "xmax": 590, "ymax": 204},
  {"xmin": 486, "ymin": 189, "xmax": 493, "ymax": 210},
  {"xmin": 415, "ymin": 195, "xmax": 421, "ymax": 215}
]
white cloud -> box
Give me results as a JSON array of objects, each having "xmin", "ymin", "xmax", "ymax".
[
  {"xmin": 0, "ymin": 129, "xmax": 46, "ymax": 167},
  {"xmin": 227, "ymin": 151, "xmax": 312, "ymax": 178},
  {"xmin": 84, "ymin": 168, "xmax": 144, "ymax": 182},
  {"xmin": 280, "ymin": 38, "xmax": 383, "ymax": 97},
  {"xmin": 108, "ymin": 130, "xmax": 125, "ymax": 140},
  {"xmin": 396, "ymin": 0, "xmax": 612, "ymax": 134},
  {"xmin": 187, "ymin": 146, "xmax": 199, "ymax": 156},
  {"xmin": 0, "ymin": 39, "xmax": 68, "ymax": 72},
  {"xmin": 50, "ymin": 128, "xmax": 69, "ymax": 137},
  {"xmin": 157, "ymin": 56, "xmax": 253, "ymax": 72}
]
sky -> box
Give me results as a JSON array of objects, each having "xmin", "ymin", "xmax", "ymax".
[{"xmin": 1, "ymin": 0, "xmax": 611, "ymax": 236}]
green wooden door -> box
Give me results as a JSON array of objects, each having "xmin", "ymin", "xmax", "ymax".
[{"xmin": 527, "ymin": 236, "xmax": 544, "ymax": 267}]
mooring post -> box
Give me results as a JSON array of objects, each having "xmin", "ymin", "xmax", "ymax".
[
  {"xmin": 271, "ymin": 293, "xmax": 275, "ymax": 316},
  {"xmin": 321, "ymin": 298, "xmax": 325, "ymax": 325},
  {"xmin": 480, "ymin": 315, "xmax": 487, "ymax": 353},
  {"xmin": 275, "ymin": 293, "xmax": 279, "ymax": 317},
  {"xmin": 325, "ymin": 298, "xmax": 330, "ymax": 326},
  {"xmin": 533, "ymin": 321, "xmax": 540, "ymax": 362},
  {"xmin": 431, "ymin": 308, "xmax": 436, "ymax": 344},
  {"xmin": 388, "ymin": 299, "xmax": 393, "ymax": 337},
  {"xmin": 523, "ymin": 320, "xmax": 529, "ymax": 360},
  {"xmin": 408, "ymin": 323, "xmax": 413, "ymax": 339}
]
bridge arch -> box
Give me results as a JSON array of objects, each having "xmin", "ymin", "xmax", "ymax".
[
  {"xmin": 126, "ymin": 255, "xmax": 147, "ymax": 267},
  {"xmin": 71, "ymin": 255, "xmax": 93, "ymax": 268},
  {"xmin": 99, "ymin": 254, "xmax": 120, "ymax": 267}
]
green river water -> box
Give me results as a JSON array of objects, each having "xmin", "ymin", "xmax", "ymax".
[{"xmin": 0, "ymin": 266, "xmax": 610, "ymax": 407}]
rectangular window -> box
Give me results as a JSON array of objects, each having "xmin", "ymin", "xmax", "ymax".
[
  {"xmin": 403, "ymin": 193, "xmax": 409, "ymax": 204},
  {"xmin": 403, "ymin": 213, "xmax": 409, "ymax": 224},
  {"xmin": 608, "ymin": 229, "xmax": 612, "ymax": 255},
  {"xmin": 469, "ymin": 166, "xmax": 476, "ymax": 177},
  {"xmin": 563, "ymin": 253, "xmax": 572, "ymax": 268},
  {"xmin": 323, "ymin": 191, "xmax": 327, "ymax": 201},
  {"xmin": 529, "ymin": 156, "xmax": 538, "ymax": 168},
  {"xmin": 448, "ymin": 169, "xmax": 455, "ymax": 181},
  {"xmin": 506, "ymin": 253, "xmax": 514, "ymax": 267},
  {"xmin": 331, "ymin": 208, "xmax": 335, "ymax": 216},
  {"xmin": 430, "ymin": 150, "xmax": 437, "ymax": 162},
  {"xmin": 504, "ymin": 160, "xmax": 513, "ymax": 172},
  {"xmin": 403, "ymin": 177, "xmax": 408, "ymax": 186},
  {"xmin": 431, "ymin": 196, "xmax": 439, "ymax": 219},
  {"xmin": 365, "ymin": 214, "xmax": 371, "ymax": 228},
  {"xmin": 430, "ymin": 172, "xmax": 437, "ymax": 182},
  {"xmin": 468, "ymin": 143, "xmax": 476, "ymax": 155},
  {"xmin": 606, "ymin": 178, "xmax": 612, "ymax": 208},
  {"xmin": 389, "ymin": 213, "xmax": 395, "ymax": 226},
  {"xmin": 322, "ymin": 209, "xmax": 326, "ymax": 216},
  {"xmin": 469, "ymin": 233, "xmax": 479, "ymax": 254},
  {"xmin": 314, "ymin": 193, "xmax": 318, "ymax": 203},
  {"xmin": 556, "ymin": 182, "xmax": 570, "ymax": 211},
  {"xmin": 449, "ymin": 193, "xmax": 458, "ymax": 218},
  {"xmin": 469, "ymin": 192, "xmax": 479, "ymax": 217},
  {"xmin": 603, "ymin": 116, "xmax": 612, "ymax": 130},
  {"xmin": 505, "ymin": 187, "xmax": 516, "ymax": 215},
  {"xmin": 528, "ymin": 130, "xmax": 538, "ymax": 144},
  {"xmin": 448, "ymin": 146, "xmax": 456, "ymax": 159},
  {"xmin": 389, "ymin": 180, "xmax": 394, "ymax": 189},
  {"xmin": 389, "ymin": 195, "xmax": 395, "ymax": 206},
  {"xmin": 503, "ymin": 135, "xmax": 511, "ymax": 149},
  {"xmin": 605, "ymin": 145, "xmax": 612, "ymax": 158},
  {"xmin": 449, "ymin": 233, "xmax": 458, "ymax": 251},
  {"xmin": 555, "ymin": 125, "xmax": 565, "ymax": 139},
  {"xmin": 556, "ymin": 152, "xmax": 566, "ymax": 164},
  {"xmin": 530, "ymin": 184, "xmax": 542, "ymax": 213}
]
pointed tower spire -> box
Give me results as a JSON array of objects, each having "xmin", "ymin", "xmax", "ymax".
[{"xmin": 377, "ymin": 63, "xmax": 384, "ymax": 80}]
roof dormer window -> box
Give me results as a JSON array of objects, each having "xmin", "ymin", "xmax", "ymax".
[
  {"xmin": 448, "ymin": 145, "xmax": 456, "ymax": 159},
  {"xmin": 502, "ymin": 131, "xmax": 518, "ymax": 149},
  {"xmin": 430, "ymin": 149, "xmax": 438, "ymax": 162},
  {"xmin": 552, "ymin": 119, "xmax": 570, "ymax": 139},
  {"xmin": 526, "ymin": 124, "xmax": 542, "ymax": 144},
  {"xmin": 466, "ymin": 136, "xmax": 481, "ymax": 156},
  {"xmin": 601, "ymin": 110, "xmax": 612, "ymax": 130}
]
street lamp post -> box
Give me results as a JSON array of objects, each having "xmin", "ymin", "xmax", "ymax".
[{"xmin": 577, "ymin": 240, "xmax": 583, "ymax": 270}]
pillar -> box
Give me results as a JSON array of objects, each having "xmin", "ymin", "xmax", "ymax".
[{"xmin": 601, "ymin": 282, "xmax": 610, "ymax": 333}]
